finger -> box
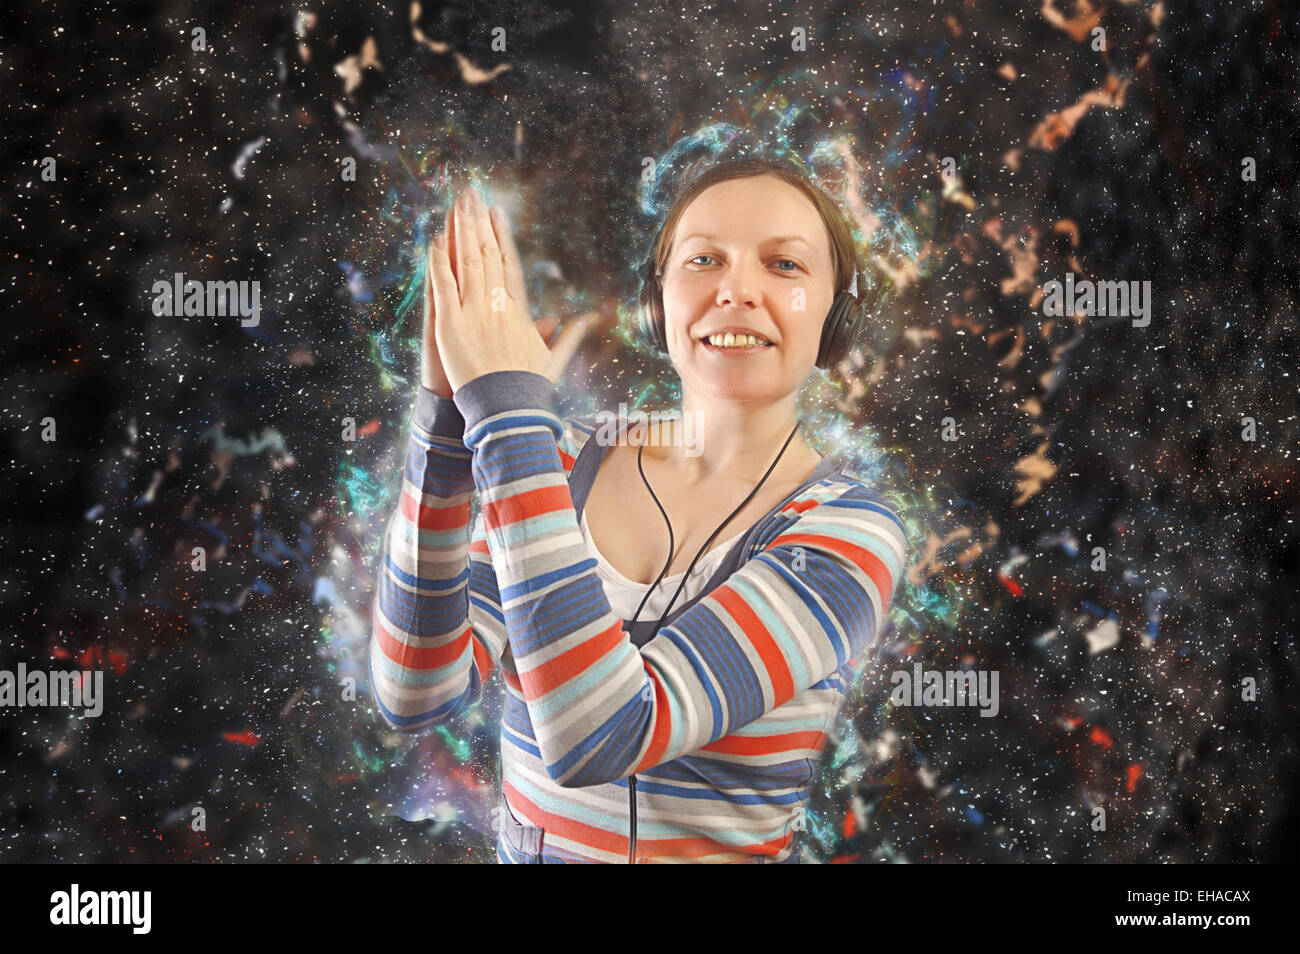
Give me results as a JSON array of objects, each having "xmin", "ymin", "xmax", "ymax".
[
  {"xmin": 492, "ymin": 203, "xmax": 530, "ymax": 314},
  {"xmin": 424, "ymin": 240, "xmax": 437, "ymax": 328},
  {"xmin": 545, "ymin": 312, "xmax": 600, "ymax": 379},
  {"xmin": 420, "ymin": 241, "xmax": 441, "ymax": 391},
  {"xmin": 454, "ymin": 189, "xmax": 483, "ymax": 307},
  {"xmin": 444, "ymin": 202, "xmax": 458, "ymax": 289},
  {"xmin": 534, "ymin": 315, "xmax": 559, "ymax": 343},
  {"xmin": 428, "ymin": 231, "xmax": 461, "ymax": 327},
  {"xmin": 470, "ymin": 190, "xmax": 507, "ymax": 306}
]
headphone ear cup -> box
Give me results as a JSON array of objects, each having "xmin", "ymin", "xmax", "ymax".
[
  {"xmin": 651, "ymin": 284, "xmax": 668, "ymax": 355},
  {"xmin": 638, "ymin": 260, "xmax": 669, "ymax": 355},
  {"xmin": 816, "ymin": 291, "xmax": 860, "ymax": 370}
]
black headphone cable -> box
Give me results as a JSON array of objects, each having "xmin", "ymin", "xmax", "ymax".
[{"xmin": 622, "ymin": 418, "xmax": 802, "ymax": 863}]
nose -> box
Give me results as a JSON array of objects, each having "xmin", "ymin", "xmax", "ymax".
[{"xmin": 715, "ymin": 258, "xmax": 761, "ymax": 309}]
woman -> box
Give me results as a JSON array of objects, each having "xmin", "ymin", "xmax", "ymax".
[{"xmin": 368, "ymin": 157, "xmax": 909, "ymax": 863}]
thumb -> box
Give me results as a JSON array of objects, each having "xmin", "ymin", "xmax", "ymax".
[
  {"xmin": 535, "ymin": 314, "xmax": 560, "ymax": 344},
  {"xmin": 427, "ymin": 233, "xmax": 460, "ymax": 331},
  {"xmin": 544, "ymin": 312, "xmax": 600, "ymax": 380}
]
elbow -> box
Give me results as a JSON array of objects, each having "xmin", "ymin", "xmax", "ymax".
[
  {"xmin": 376, "ymin": 711, "xmax": 418, "ymax": 734},
  {"xmin": 541, "ymin": 753, "xmax": 623, "ymax": 789},
  {"xmin": 371, "ymin": 678, "xmax": 478, "ymax": 733},
  {"xmin": 547, "ymin": 766, "xmax": 599, "ymax": 789},
  {"xmin": 371, "ymin": 694, "xmax": 446, "ymax": 734},
  {"xmin": 538, "ymin": 707, "xmax": 650, "ymax": 788},
  {"xmin": 536, "ymin": 748, "xmax": 583, "ymax": 787},
  {"xmin": 367, "ymin": 642, "xmax": 459, "ymax": 733}
]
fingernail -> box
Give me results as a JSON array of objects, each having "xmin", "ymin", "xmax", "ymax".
[
  {"xmin": 433, "ymin": 231, "xmax": 446, "ymax": 250},
  {"xmin": 460, "ymin": 192, "xmax": 471, "ymax": 211}
]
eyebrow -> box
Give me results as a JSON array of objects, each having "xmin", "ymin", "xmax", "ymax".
[{"xmin": 677, "ymin": 232, "xmax": 815, "ymax": 250}]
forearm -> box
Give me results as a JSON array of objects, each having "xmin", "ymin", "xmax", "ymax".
[
  {"xmin": 453, "ymin": 372, "xmax": 908, "ymax": 786},
  {"xmin": 368, "ymin": 387, "xmax": 486, "ymax": 730},
  {"xmin": 454, "ymin": 371, "xmax": 652, "ymax": 784}
]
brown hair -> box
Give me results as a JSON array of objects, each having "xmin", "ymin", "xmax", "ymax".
[{"xmin": 650, "ymin": 157, "xmax": 858, "ymax": 295}]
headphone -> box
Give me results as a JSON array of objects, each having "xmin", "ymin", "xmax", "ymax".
[{"xmin": 636, "ymin": 242, "xmax": 865, "ymax": 370}]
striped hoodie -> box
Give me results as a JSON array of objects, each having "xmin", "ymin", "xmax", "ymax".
[{"xmin": 368, "ymin": 370, "xmax": 909, "ymax": 863}]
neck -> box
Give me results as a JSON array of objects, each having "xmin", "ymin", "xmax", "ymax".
[{"xmin": 652, "ymin": 391, "xmax": 810, "ymax": 484}]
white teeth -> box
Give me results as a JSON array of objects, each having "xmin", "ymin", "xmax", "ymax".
[{"xmin": 705, "ymin": 333, "xmax": 769, "ymax": 348}]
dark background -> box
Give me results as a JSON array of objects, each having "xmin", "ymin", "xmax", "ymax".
[{"xmin": 1, "ymin": 0, "xmax": 1296, "ymax": 862}]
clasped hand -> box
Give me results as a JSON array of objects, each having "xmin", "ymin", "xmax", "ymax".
[{"xmin": 421, "ymin": 185, "xmax": 592, "ymax": 397}]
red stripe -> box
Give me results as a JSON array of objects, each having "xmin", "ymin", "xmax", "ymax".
[
  {"xmin": 373, "ymin": 610, "xmax": 471, "ymax": 670},
  {"xmin": 521, "ymin": 620, "xmax": 625, "ymax": 695},
  {"xmin": 504, "ymin": 780, "xmax": 628, "ymax": 857},
  {"xmin": 710, "ymin": 584, "xmax": 794, "ymax": 705},
  {"xmin": 700, "ymin": 729, "xmax": 825, "ymax": 755},
  {"xmin": 775, "ymin": 531, "xmax": 895, "ymax": 609},
  {"xmin": 504, "ymin": 777, "xmax": 792, "ymax": 861},
  {"xmin": 399, "ymin": 489, "xmax": 469, "ymax": 531},
  {"xmin": 638, "ymin": 830, "xmax": 793, "ymax": 861},
  {"xmin": 471, "ymin": 636, "xmax": 496, "ymax": 683},
  {"xmin": 637, "ymin": 669, "xmax": 674, "ymax": 771},
  {"xmin": 482, "ymin": 484, "xmax": 573, "ymax": 530}
]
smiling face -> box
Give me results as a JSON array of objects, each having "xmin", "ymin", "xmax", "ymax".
[{"xmin": 659, "ymin": 174, "xmax": 837, "ymax": 404}]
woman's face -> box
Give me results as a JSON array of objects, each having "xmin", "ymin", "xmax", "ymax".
[{"xmin": 660, "ymin": 174, "xmax": 836, "ymax": 404}]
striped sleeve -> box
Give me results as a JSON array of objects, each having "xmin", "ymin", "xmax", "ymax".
[
  {"xmin": 453, "ymin": 370, "xmax": 910, "ymax": 789},
  {"xmin": 367, "ymin": 385, "xmax": 585, "ymax": 732}
]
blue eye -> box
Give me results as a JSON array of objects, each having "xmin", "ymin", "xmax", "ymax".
[{"xmin": 686, "ymin": 255, "xmax": 803, "ymax": 272}]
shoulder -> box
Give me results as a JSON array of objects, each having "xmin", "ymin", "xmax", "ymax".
[
  {"xmin": 556, "ymin": 413, "xmax": 604, "ymax": 476},
  {"xmin": 782, "ymin": 465, "xmax": 906, "ymax": 530},
  {"xmin": 765, "ymin": 466, "xmax": 910, "ymax": 585}
]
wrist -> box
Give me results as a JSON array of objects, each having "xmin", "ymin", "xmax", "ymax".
[
  {"xmin": 452, "ymin": 370, "xmax": 561, "ymax": 450},
  {"xmin": 420, "ymin": 382, "xmax": 454, "ymax": 400},
  {"xmin": 420, "ymin": 369, "xmax": 454, "ymax": 400},
  {"xmin": 413, "ymin": 384, "xmax": 467, "ymax": 439}
]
